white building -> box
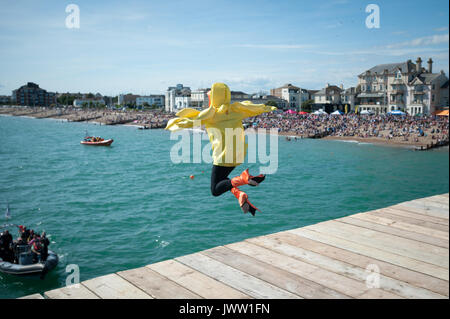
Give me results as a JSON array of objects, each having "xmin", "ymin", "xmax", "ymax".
[
  {"xmin": 270, "ymin": 84, "xmax": 301, "ymax": 109},
  {"xmin": 190, "ymin": 88, "xmax": 209, "ymax": 109},
  {"xmin": 174, "ymin": 94, "xmax": 191, "ymax": 110},
  {"xmin": 357, "ymin": 57, "xmax": 449, "ymax": 115},
  {"xmin": 165, "ymin": 84, "xmax": 191, "ymax": 112},
  {"xmin": 136, "ymin": 95, "xmax": 165, "ymax": 107}
]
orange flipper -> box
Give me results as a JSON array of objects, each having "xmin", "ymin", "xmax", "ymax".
[
  {"xmin": 231, "ymin": 169, "xmax": 266, "ymax": 188},
  {"xmin": 230, "ymin": 187, "xmax": 261, "ymax": 216}
]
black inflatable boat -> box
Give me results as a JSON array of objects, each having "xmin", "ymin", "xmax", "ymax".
[{"xmin": 0, "ymin": 246, "xmax": 58, "ymax": 277}]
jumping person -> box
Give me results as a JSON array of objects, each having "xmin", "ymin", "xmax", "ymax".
[{"xmin": 166, "ymin": 83, "xmax": 276, "ymax": 215}]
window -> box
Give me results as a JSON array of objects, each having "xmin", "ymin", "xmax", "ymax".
[{"xmin": 432, "ymin": 95, "xmax": 435, "ymax": 102}]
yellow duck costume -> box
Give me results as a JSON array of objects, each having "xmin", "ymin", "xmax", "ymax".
[{"xmin": 165, "ymin": 82, "xmax": 277, "ymax": 215}]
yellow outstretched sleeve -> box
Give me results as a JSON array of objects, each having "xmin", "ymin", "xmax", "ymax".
[
  {"xmin": 231, "ymin": 101, "xmax": 277, "ymax": 119},
  {"xmin": 165, "ymin": 106, "xmax": 215, "ymax": 131}
]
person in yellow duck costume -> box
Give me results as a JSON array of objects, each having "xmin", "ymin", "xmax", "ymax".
[{"xmin": 165, "ymin": 82, "xmax": 277, "ymax": 216}]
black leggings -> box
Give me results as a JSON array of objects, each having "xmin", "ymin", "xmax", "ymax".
[{"xmin": 211, "ymin": 165, "xmax": 236, "ymax": 197}]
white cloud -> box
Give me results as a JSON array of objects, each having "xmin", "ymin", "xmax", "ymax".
[
  {"xmin": 233, "ymin": 44, "xmax": 315, "ymax": 49},
  {"xmin": 435, "ymin": 27, "xmax": 449, "ymax": 32},
  {"xmin": 384, "ymin": 34, "xmax": 449, "ymax": 49}
]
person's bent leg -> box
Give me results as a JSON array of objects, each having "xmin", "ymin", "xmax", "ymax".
[{"xmin": 211, "ymin": 165, "xmax": 235, "ymax": 197}]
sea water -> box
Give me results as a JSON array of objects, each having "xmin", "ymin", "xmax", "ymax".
[{"xmin": 0, "ymin": 115, "xmax": 448, "ymax": 298}]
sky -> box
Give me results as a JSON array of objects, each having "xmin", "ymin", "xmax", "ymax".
[{"xmin": 0, "ymin": 0, "xmax": 449, "ymax": 96}]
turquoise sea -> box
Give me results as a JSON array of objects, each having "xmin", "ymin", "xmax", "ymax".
[{"xmin": 0, "ymin": 115, "xmax": 448, "ymax": 299}]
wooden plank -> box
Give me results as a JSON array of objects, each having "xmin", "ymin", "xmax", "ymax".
[
  {"xmin": 370, "ymin": 210, "xmax": 448, "ymax": 232},
  {"xmin": 226, "ymin": 241, "xmax": 401, "ymax": 298},
  {"xmin": 381, "ymin": 207, "xmax": 449, "ymax": 226},
  {"xmin": 265, "ymin": 231, "xmax": 449, "ymax": 296},
  {"xmin": 418, "ymin": 196, "xmax": 449, "ymax": 206},
  {"xmin": 82, "ymin": 273, "xmax": 152, "ymax": 299},
  {"xmin": 148, "ymin": 260, "xmax": 251, "ymax": 299},
  {"xmin": 44, "ymin": 284, "xmax": 100, "ymax": 299},
  {"xmin": 307, "ymin": 220, "xmax": 449, "ymax": 268},
  {"xmin": 333, "ymin": 217, "xmax": 449, "ymax": 257},
  {"xmin": 289, "ymin": 228, "xmax": 449, "ymax": 281},
  {"xmin": 202, "ymin": 246, "xmax": 349, "ymax": 299},
  {"xmin": 411, "ymin": 197, "xmax": 449, "ymax": 208},
  {"xmin": 393, "ymin": 202, "xmax": 449, "ymax": 220},
  {"xmin": 413, "ymin": 198, "xmax": 449, "ymax": 209},
  {"xmin": 341, "ymin": 215, "xmax": 448, "ymax": 248},
  {"xmin": 117, "ymin": 266, "xmax": 201, "ymax": 299},
  {"xmin": 247, "ymin": 235, "xmax": 446, "ymax": 299},
  {"xmin": 351, "ymin": 213, "xmax": 449, "ymax": 241},
  {"xmin": 18, "ymin": 293, "xmax": 44, "ymax": 299},
  {"xmin": 176, "ymin": 253, "xmax": 301, "ymax": 299}
]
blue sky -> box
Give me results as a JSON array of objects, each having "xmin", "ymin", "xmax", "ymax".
[{"xmin": 0, "ymin": 0, "xmax": 448, "ymax": 96}]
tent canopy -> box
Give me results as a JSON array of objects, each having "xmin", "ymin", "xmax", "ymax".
[
  {"xmin": 298, "ymin": 111, "xmax": 309, "ymax": 115},
  {"xmin": 360, "ymin": 110, "xmax": 374, "ymax": 115},
  {"xmin": 331, "ymin": 110, "xmax": 344, "ymax": 115},
  {"xmin": 285, "ymin": 109, "xmax": 297, "ymax": 114},
  {"xmin": 388, "ymin": 110, "xmax": 406, "ymax": 115},
  {"xmin": 313, "ymin": 109, "xmax": 328, "ymax": 115},
  {"xmin": 436, "ymin": 110, "xmax": 449, "ymax": 116}
]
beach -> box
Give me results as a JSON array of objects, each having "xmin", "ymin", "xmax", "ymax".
[{"xmin": 1, "ymin": 106, "xmax": 449, "ymax": 150}]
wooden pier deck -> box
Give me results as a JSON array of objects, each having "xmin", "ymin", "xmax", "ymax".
[{"xmin": 22, "ymin": 193, "xmax": 449, "ymax": 299}]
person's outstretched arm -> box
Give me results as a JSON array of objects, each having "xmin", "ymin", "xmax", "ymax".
[{"xmin": 231, "ymin": 101, "xmax": 277, "ymax": 120}]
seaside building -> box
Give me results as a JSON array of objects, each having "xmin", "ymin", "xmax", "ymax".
[
  {"xmin": 165, "ymin": 84, "xmax": 191, "ymax": 112},
  {"xmin": 0, "ymin": 95, "xmax": 11, "ymax": 104},
  {"xmin": 247, "ymin": 94, "xmax": 287, "ymax": 109},
  {"xmin": 174, "ymin": 93, "xmax": 191, "ymax": 110},
  {"xmin": 73, "ymin": 98, "xmax": 105, "ymax": 107},
  {"xmin": 357, "ymin": 57, "xmax": 449, "ymax": 115},
  {"xmin": 340, "ymin": 86, "xmax": 360, "ymax": 112},
  {"xmin": 136, "ymin": 95, "xmax": 165, "ymax": 108},
  {"xmin": 270, "ymin": 84, "xmax": 301, "ymax": 109},
  {"xmin": 12, "ymin": 82, "xmax": 56, "ymax": 107},
  {"xmin": 190, "ymin": 88, "xmax": 210, "ymax": 109},
  {"xmin": 312, "ymin": 84, "xmax": 343, "ymax": 113},
  {"xmin": 118, "ymin": 94, "xmax": 140, "ymax": 106}
]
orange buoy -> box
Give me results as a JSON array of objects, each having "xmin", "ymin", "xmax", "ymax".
[{"xmin": 190, "ymin": 175, "xmax": 194, "ymax": 180}]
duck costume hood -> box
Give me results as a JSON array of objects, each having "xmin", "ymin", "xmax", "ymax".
[{"xmin": 165, "ymin": 82, "xmax": 277, "ymax": 167}]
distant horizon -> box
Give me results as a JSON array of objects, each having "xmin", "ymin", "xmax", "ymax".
[{"xmin": 1, "ymin": 0, "xmax": 448, "ymax": 96}]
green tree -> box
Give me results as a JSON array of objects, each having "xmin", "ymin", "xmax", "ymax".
[
  {"xmin": 301, "ymin": 99, "xmax": 314, "ymax": 112},
  {"xmin": 266, "ymin": 100, "xmax": 278, "ymax": 107}
]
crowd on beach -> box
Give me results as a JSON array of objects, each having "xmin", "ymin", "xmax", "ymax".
[
  {"xmin": 246, "ymin": 112, "xmax": 449, "ymax": 146},
  {"xmin": 1, "ymin": 105, "xmax": 448, "ymax": 147},
  {"xmin": 0, "ymin": 226, "xmax": 50, "ymax": 264}
]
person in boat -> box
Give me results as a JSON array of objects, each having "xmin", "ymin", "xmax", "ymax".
[
  {"xmin": 0, "ymin": 230, "xmax": 13, "ymax": 262},
  {"xmin": 30, "ymin": 235, "xmax": 42, "ymax": 263},
  {"xmin": 165, "ymin": 83, "xmax": 276, "ymax": 215},
  {"xmin": 12, "ymin": 236, "xmax": 28, "ymax": 264},
  {"xmin": 40, "ymin": 232, "xmax": 50, "ymax": 262},
  {"xmin": 19, "ymin": 226, "xmax": 30, "ymax": 242}
]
